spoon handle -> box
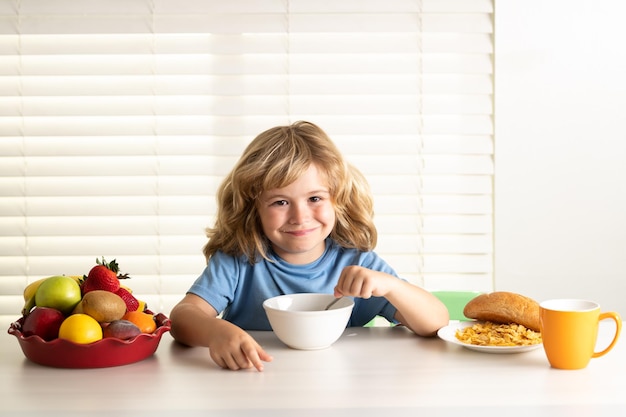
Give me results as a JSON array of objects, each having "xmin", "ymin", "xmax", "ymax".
[{"xmin": 324, "ymin": 297, "xmax": 343, "ymax": 310}]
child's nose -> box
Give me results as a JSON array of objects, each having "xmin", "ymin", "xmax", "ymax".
[{"xmin": 289, "ymin": 203, "xmax": 309, "ymax": 224}]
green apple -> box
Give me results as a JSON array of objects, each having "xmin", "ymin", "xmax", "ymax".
[{"xmin": 34, "ymin": 276, "xmax": 82, "ymax": 315}]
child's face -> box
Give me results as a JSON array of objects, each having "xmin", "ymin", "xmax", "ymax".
[{"xmin": 257, "ymin": 164, "xmax": 336, "ymax": 264}]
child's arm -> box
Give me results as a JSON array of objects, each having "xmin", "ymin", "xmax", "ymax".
[
  {"xmin": 170, "ymin": 293, "xmax": 273, "ymax": 371},
  {"xmin": 334, "ymin": 265, "xmax": 449, "ymax": 336}
]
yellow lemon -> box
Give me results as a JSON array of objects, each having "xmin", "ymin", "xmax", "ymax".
[{"xmin": 58, "ymin": 314, "xmax": 103, "ymax": 344}]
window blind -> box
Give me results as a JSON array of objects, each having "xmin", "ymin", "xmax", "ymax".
[{"xmin": 0, "ymin": 0, "xmax": 494, "ymax": 317}]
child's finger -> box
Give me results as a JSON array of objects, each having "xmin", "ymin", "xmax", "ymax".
[{"xmin": 241, "ymin": 343, "xmax": 272, "ymax": 372}]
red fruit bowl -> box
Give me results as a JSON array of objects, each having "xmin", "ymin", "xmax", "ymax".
[{"xmin": 8, "ymin": 311, "xmax": 171, "ymax": 368}]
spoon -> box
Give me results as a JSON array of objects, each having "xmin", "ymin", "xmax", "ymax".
[{"xmin": 324, "ymin": 297, "xmax": 343, "ymax": 310}]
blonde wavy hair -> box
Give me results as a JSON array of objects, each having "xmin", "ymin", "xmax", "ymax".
[{"xmin": 203, "ymin": 121, "xmax": 377, "ymax": 264}]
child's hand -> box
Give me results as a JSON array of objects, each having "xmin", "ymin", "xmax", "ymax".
[
  {"xmin": 333, "ymin": 265, "xmax": 394, "ymax": 299},
  {"xmin": 334, "ymin": 265, "xmax": 450, "ymax": 336},
  {"xmin": 170, "ymin": 294, "xmax": 273, "ymax": 371},
  {"xmin": 208, "ymin": 323, "xmax": 273, "ymax": 372}
]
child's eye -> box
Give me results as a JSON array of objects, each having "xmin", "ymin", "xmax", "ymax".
[
  {"xmin": 309, "ymin": 196, "xmax": 322, "ymax": 203},
  {"xmin": 272, "ymin": 200, "xmax": 288, "ymax": 206}
]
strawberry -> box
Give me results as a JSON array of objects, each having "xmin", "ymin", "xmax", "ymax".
[
  {"xmin": 115, "ymin": 287, "xmax": 140, "ymax": 312},
  {"xmin": 82, "ymin": 257, "xmax": 123, "ymax": 294}
]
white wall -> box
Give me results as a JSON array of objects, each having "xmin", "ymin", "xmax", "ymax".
[{"xmin": 494, "ymin": 0, "xmax": 626, "ymax": 317}]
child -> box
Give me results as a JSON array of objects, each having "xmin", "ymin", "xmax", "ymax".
[{"xmin": 170, "ymin": 121, "xmax": 449, "ymax": 371}]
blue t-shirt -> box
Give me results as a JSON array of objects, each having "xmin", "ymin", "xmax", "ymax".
[{"xmin": 188, "ymin": 238, "xmax": 401, "ymax": 330}]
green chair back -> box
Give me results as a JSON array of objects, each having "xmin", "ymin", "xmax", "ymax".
[{"xmin": 432, "ymin": 291, "xmax": 483, "ymax": 321}]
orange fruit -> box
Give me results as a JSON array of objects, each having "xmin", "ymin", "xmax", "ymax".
[
  {"xmin": 122, "ymin": 310, "xmax": 157, "ymax": 334},
  {"xmin": 58, "ymin": 314, "xmax": 103, "ymax": 344}
]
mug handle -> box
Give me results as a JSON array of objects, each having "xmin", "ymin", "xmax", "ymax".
[{"xmin": 592, "ymin": 312, "xmax": 622, "ymax": 358}]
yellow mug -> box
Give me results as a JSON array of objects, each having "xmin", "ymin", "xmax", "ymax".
[{"xmin": 539, "ymin": 299, "xmax": 621, "ymax": 370}]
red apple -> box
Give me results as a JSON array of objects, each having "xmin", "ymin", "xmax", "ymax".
[{"xmin": 22, "ymin": 306, "xmax": 66, "ymax": 341}]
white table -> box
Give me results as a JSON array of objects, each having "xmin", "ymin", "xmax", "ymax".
[{"xmin": 2, "ymin": 317, "xmax": 624, "ymax": 416}]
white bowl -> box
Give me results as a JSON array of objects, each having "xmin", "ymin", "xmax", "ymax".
[{"xmin": 263, "ymin": 293, "xmax": 354, "ymax": 350}]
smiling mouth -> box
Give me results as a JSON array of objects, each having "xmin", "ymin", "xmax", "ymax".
[{"xmin": 284, "ymin": 228, "xmax": 316, "ymax": 236}]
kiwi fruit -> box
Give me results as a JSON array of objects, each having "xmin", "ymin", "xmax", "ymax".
[{"xmin": 80, "ymin": 290, "xmax": 127, "ymax": 323}]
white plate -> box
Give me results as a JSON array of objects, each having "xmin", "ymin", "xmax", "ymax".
[{"xmin": 437, "ymin": 321, "xmax": 542, "ymax": 354}]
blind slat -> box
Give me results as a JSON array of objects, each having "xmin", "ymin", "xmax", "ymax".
[
  {"xmin": 0, "ymin": 74, "xmax": 492, "ymax": 96},
  {"xmin": 3, "ymin": 94, "xmax": 493, "ymax": 117},
  {"xmin": 2, "ymin": 33, "xmax": 493, "ymax": 56}
]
